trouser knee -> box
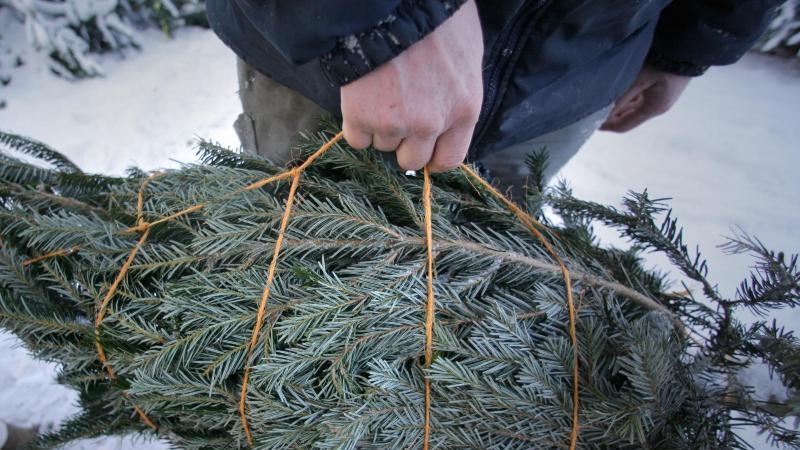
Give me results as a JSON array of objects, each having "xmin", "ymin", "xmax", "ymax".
[{"xmin": 235, "ymin": 58, "xmax": 327, "ymax": 165}]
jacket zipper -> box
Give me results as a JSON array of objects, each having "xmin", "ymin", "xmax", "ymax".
[{"xmin": 470, "ymin": 0, "xmax": 551, "ymax": 158}]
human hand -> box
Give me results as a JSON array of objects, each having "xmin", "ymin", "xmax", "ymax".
[
  {"xmin": 600, "ymin": 65, "xmax": 691, "ymax": 133},
  {"xmin": 340, "ymin": 0, "xmax": 483, "ymax": 172}
]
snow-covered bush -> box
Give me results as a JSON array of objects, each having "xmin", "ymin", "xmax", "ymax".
[
  {"xmin": 761, "ymin": 0, "xmax": 800, "ymax": 58},
  {"xmin": 0, "ymin": 0, "xmax": 206, "ymax": 79}
]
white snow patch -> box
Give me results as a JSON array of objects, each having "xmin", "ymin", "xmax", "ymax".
[
  {"xmin": 741, "ymin": 362, "xmax": 791, "ymax": 403},
  {"xmin": 0, "ymin": 331, "xmax": 170, "ymax": 449},
  {"xmin": 0, "ymin": 332, "xmax": 79, "ymax": 433},
  {"xmin": 559, "ymin": 53, "xmax": 800, "ymax": 330},
  {"xmin": 0, "ymin": 27, "xmax": 241, "ymax": 175},
  {"xmin": 557, "ymin": 52, "xmax": 800, "ymax": 450}
]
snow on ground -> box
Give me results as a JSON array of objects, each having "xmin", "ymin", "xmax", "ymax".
[
  {"xmin": 563, "ymin": 52, "xmax": 800, "ymax": 339},
  {"xmin": 560, "ymin": 53, "xmax": 800, "ymax": 449},
  {"xmin": 0, "ymin": 27, "xmax": 798, "ymax": 449},
  {"xmin": 0, "ymin": 27, "xmax": 240, "ymax": 175},
  {"xmin": 562, "ymin": 52, "xmax": 800, "ymax": 312}
]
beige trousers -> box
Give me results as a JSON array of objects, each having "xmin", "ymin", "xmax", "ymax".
[{"xmin": 234, "ymin": 58, "xmax": 327, "ymax": 165}]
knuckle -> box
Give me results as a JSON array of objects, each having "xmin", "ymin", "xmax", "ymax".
[
  {"xmin": 410, "ymin": 119, "xmax": 442, "ymax": 138},
  {"xmin": 397, "ymin": 147, "xmax": 431, "ymax": 172},
  {"xmin": 430, "ymin": 144, "xmax": 467, "ymax": 173},
  {"xmin": 343, "ymin": 128, "xmax": 369, "ymax": 149},
  {"xmin": 455, "ymin": 97, "xmax": 482, "ymax": 122},
  {"xmin": 430, "ymin": 157, "xmax": 461, "ymax": 173},
  {"xmin": 372, "ymin": 108, "xmax": 405, "ymax": 136},
  {"xmin": 377, "ymin": 123, "xmax": 404, "ymax": 138},
  {"xmin": 346, "ymin": 138, "xmax": 369, "ymax": 149},
  {"xmin": 398, "ymin": 158, "xmax": 426, "ymax": 172},
  {"xmin": 373, "ymin": 136, "xmax": 399, "ymax": 151}
]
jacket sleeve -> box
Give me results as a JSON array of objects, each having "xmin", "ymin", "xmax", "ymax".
[
  {"xmin": 231, "ymin": 0, "xmax": 467, "ymax": 86},
  {"xmin": 648, "ymin": 0, "xmax": 782, "ymax": 76}
]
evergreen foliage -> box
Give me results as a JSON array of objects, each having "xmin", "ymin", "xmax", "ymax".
[
  {"xmin": 0, "ymin": 0, "xmax": 206, "ymax": 79},
  {"xmin": 761, "ymin": 0, "xmax": 800, "ymax": 58},
  {"xmin": 0, "ymin": 124, "xmax": 798, "ymax": 449}
]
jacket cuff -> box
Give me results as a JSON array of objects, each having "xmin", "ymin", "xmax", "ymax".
[
  {"xmin": 319, "ymin": 0, "xmax": 467, "ymax": 86},
  {"xmin": 646, "ymin": 50, "xmax": 709, "ymax": 77}
]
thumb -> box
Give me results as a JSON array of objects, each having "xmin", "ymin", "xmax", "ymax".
[
  {"xmin": 601, "ymin": 92, "xmax": 668, "ymax": 133},
  {"xmin": 601, "ymin": 75, "xmax": 655, "ymax": 130}
]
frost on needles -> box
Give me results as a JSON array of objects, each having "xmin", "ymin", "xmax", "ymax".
[{"xmin": 0, "ymin": 124, "xmax": 798, "ymax": 449}]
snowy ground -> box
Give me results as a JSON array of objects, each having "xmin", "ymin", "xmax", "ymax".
[
  {"xmin": 1, "ymin": 27, "xmax": 798, "ymax": 449},
  {"xmin": 564, "ymin": 50, "xmax": 800, "ymax": 335}
]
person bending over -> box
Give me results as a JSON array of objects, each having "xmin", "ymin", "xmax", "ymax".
[{"xmin": 207, "ymin": 0, "xmax": 779, "ymax": 194}]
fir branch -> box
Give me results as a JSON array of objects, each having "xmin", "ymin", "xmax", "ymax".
[
  {"xmin": 550, "ymin": 188, "xmax": 724, "ymax": 304},
  {"xmin": 0, "ymin": 130, "xmax": 82, "ymax": 173},
  {"xmin": 720, "ymin": 228, "xmax": 800, "ymax": 315}
]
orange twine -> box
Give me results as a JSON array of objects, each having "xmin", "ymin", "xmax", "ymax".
[
  {"xmin": 238, "ymin": 171, "xmax": 300, "ymax": 446},
  {"xmin": 421, "ymin": 166, "xmax": 436, "ymax": 450},
  {"xmin": 94, "ymin": 171, "xmax": 163, "ymax": 430},
  {"xmin": 22, "ymin": 245, "xmax": 80, "ymax": 266},
  {"xmin": 94, "ymin": 227, "xmax": 151, "ymax": 380},
  {"xmin": 132, "ymin": 403, "xmax": 159, "ymax": 430},
  {"xmin": 238, "ymin": 132, "xmax": 343, "ymax": 446},
  {"xmin": 459, "ymin": 164, "xmax": 580, "ymax": 450},
  {"xmin": 20, "ymin": 132, "xmax": 345, "ymax": 444}
]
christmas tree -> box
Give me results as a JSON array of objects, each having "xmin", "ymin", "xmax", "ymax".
[{"xmin": 0, "ymin": 124, "xmax": 798, "ymax": 449}]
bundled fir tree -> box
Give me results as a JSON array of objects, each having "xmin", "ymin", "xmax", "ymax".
[{"xmin": 0, "ymin": 124, "xmax": 798, "ymax": 449}]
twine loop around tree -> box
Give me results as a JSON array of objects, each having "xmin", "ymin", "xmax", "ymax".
[{"xmin": 23, "ymin": 131, "xmax": 581, "ymax": 450}]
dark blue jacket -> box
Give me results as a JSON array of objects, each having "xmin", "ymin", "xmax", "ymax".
[{"xmin": 207, "ymin": 0, "xmax": 780, "ymax": 159}]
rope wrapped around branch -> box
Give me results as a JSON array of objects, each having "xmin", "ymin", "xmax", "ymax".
[{"xmin": 22, "ymin": 131, "xmax": 583, "ymax": 449}]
